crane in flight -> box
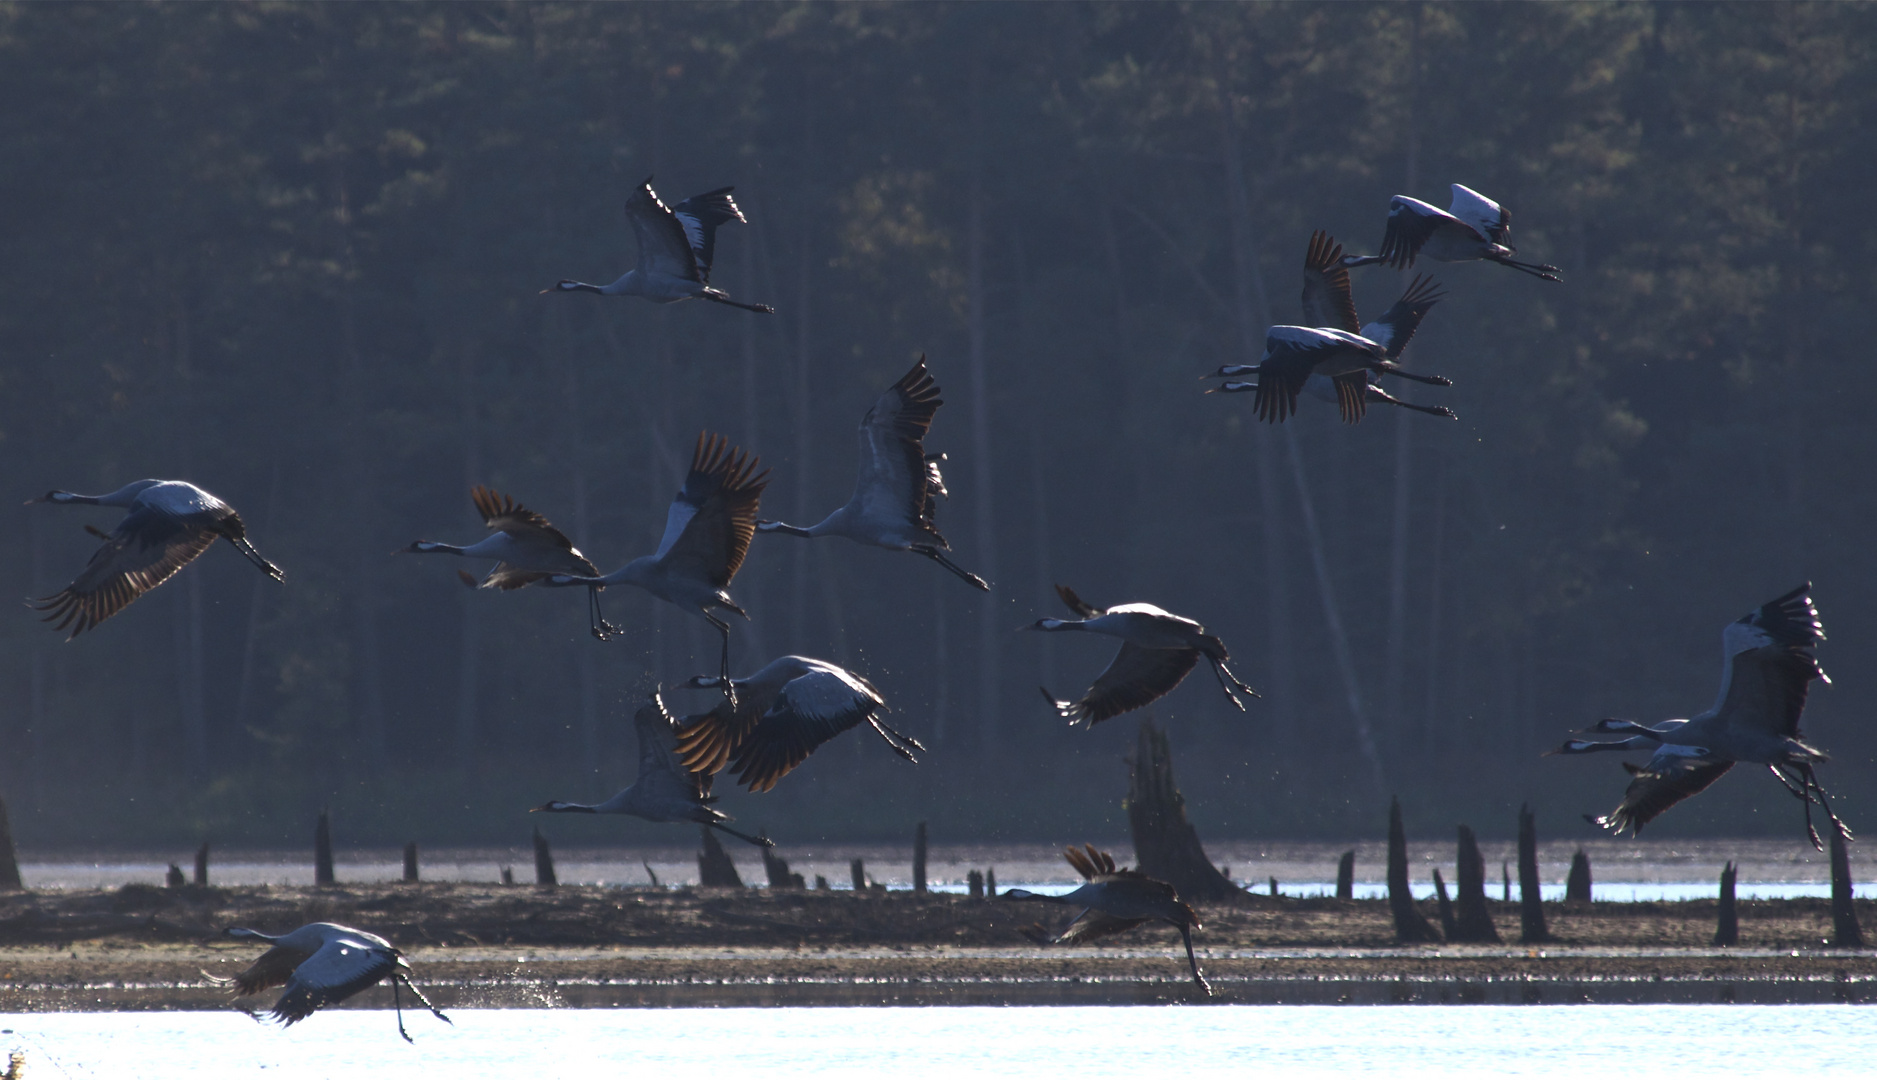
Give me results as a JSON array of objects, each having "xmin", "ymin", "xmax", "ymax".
[{"xmin": 545, "ymin": 177, "xmax": 774, "ymax": 312}]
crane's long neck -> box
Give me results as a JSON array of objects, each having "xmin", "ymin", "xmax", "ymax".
[
  {"xmin": 223, "ymin": 927, "xmax": 279, "ymax": 944},
  {"xmin": 1033, "ymin": 618, "xmax": 1089, "ymax": 633},
  {"xmin": 408, "ymin": 541, "xmax": 470, "ymax": 556}
]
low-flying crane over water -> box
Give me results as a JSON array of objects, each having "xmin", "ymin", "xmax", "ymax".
[
  {"xmin": 1027, "ymin": 585, "xmax": 1257, "ymax": 726},
  {"xmin": 532, "ymin": 693, "xmax": 772, "ymax": 847},
  {"xmin": 1555, "ymin": 583, "xmax": 1851, "ymax": 850},
  {"xmin": 218, "ymin": 922, "xmax": 450, "ymax": 1043},
  {"xmin": 545, "ymin": 432, "xmax": 768, "ymax": 699},
  {"xmin": 1209, "ymin": 231, "xmax": 1456, "ymax": 422},
  {"xmin": 756, "ymin": 357, "xmax": 988, "ymax": 591},
  {"xmin": 1004, "ymin": 844, "xmax": 1211, "ymax": 995},
  {"xmin": 401, "ymin": 485, "xmax": 615, "ymax": 640},
  {"xmin": 27, "ymin": 479, "xmax": 283, "ymax": 639},
  {"xmin": 545, "ymin": 177, "xmax": 774, "ymax": 312},
  {"xmin": 1346, "ymin": 183, "xmax": 1560, "ymax": 281},
  {"xmin": 672, "ymin": 655, "xmax": 922, "ymax": 793}
]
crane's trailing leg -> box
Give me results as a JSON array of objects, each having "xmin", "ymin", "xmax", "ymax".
[
  {"xmin": 228, "ymin": 537, "xmax": 286, "ymax": 581},
  {"xmin": 1207, "ymin": 658, "xmax": 1258, "ymax": 711},
  {"xmin": 1491, "ymin": 255, "xmax": 1562, "ymax": 282},
  {"xmin": 1377, "ymin": 367, "xmax": 1453, "ymax": 388},
  {"xmin": 709, "ymin": 820, "xmax": 776, "ymax": 848},
  {"xmin": 705, "ymin": 612, "xmax": 736, "ymax": 709},
  {"xmin": 1178, "ymin": 924, "xmax": 1213, "ymax": 996},
  {"xmin": 913, "ymin": 545, "xmax": 990, "ymax": 591},
  {"xmin": 393, "ymin": 973, "xmax": 450, "ymax": 1042},
  {"xmin": 702, "ymin": 291, "xmax": 776, "ymax": 314},
  {"xmin": 588, "ymin": 585, "xmax": 621, "ymax": 641}
]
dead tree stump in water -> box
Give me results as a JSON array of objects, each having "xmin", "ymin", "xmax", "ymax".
[
  {"xmin": 698, "ymin": 826, "xmax": 744, "ymax": 887},
  {"xmin": 532, "ymin": 826, "xmax": 558, "ymax": 886},
  {"xmin": 1387, "ymin": 797, "xmax": 1440, "ymax": 942},
  {"xmin": 1124, "ymin": 718, "xmax": 1242, "ymax": 903},
  {"xmin": 1335, "ymin": 850, "xmax": 1355, "ymax": 900},
  {"xmin": 762, "ymin": 843, "xmax": 804, "ymax": 889},
  {"xmin": 986, "ymin": 868, "xmax": 997, "ymax": 896},
  {"xmin": 1713, "ymin": 861, "xmax": 1738, "ymax": 947},
  {"xmin": 1453, "ymin": 825, "xmax": 1501, "ymax": 943},
  {"xmin": 849, "ymin": 858, "xmax": 867, "ymax": 892},
  {"xmin": 1517, "ymin": 804, "xmax": 1550, "ymax": 943},
  {"xmin": 0, "ymin": 796, "xmax": 21, "ymax": 892},
  {"xmin": 1830, "ymin": 830, "xmax": 1864, "ymax": 948},
  {"xmin": 194, "ymin": 843, "xmax": 210, "ymax": 887},
  {"xmin": 1431, "ymin": 868, "xmax": 1458, "ymax": 940},
  {"xmin": 967, "ymin": 870, "xmax": 984, "ymax": 899},
  {"xmin": 1565, "ymin": 849, "xmax": 1592, "ymax": 907},
  {"xmin": 165, "ymin": 863, "xmax": 185, "ymax": 889},
  {"xmin": 402, "ymin": 843, "xmax": 420, "ymax": 883},
  {"xmin": 913, "ymin": 822, "xmax": 928, "ymax": 894},
  {"xmin": 314, "ymin": 808, "xmax": 335, "ymax": 887}
]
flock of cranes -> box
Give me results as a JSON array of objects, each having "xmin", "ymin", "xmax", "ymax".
[{"xmin": 25, "ymin": 177, "xmax": 1853, "ymax": 1028}]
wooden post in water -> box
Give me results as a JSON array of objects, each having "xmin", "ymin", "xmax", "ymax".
[
  {"xmin": 1713, "ymin": 861, "xmax": 1738, "ymax": 947},
  {"xmin": 698, "ymin": 827, "xmax": 744, "ymax": 887},
  {"xmin": 402, "ymin": 843, "xmax": 420, "ymax": 883},
  {"xmin": 194, "ymin": 843, "xmax": 210, "ymax": 887},
  {"xmin": 500, "ymin": 866, "xmax": 514, "ymax": 885},
  {"xmin": 1431, "ymin": 868, "xmax": 1458, "ymax": 940},
  {"xmin": 1335, "ymin": 850, "xmax": 1355, "ymax": 900},
  {"xmin": 314, "ymin": 808, "xmax": 335, "ymax": 886},
  {"xmin": 1387, "ymin": 797, "xmax": 1439, "ymax": 942},
  {"xmin": 763, "ymin": 843, "xmax": 804, "ymax": 889},
  {"xmin": 1518, "ymin": 804, "xmax": 1550, "ymax": 943},
  {"xmin": 1830, "ymin": 829, "xmax": 1864, "ymax": 948},
  {"xmin": 913, "ymin": 822, "xmax": 928, "ymax": 894},
  {"xmin": 0, "ymin": 795, "xmax": 21, "ymax": 892},
  {"xmin": 1565, "ymin": 849, "xmax": 1592, "ymax": 907},
  {"xmin": 532, "ymin": 826, "xmax": 558, "ymax": 886},
  {"xmin": 1502, "ymin": 861, "xmax": 1511, "ymax": 902},
  {"xmin": 1454, "ymin": 825, "xmax": 1500, "ymax": 943},
  {"xmin": 166, "ymin": 863, "xmax": 185, "ymax": 889},
  {"xmin": 967, "ymin": 869, "xmax": 984, "ymax": 899},
  {"xmin": 986, "ymin": 868, "xmax": 997, "ymax": 896},
  {"xmin": 850, "ymin": 858, "xmax": 866, "ymax": 892},
  {"xmin": 1269, "ymin": 876, "xmax": 1279, "ymax": 897}
]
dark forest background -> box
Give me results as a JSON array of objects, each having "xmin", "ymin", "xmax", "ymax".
[{"xmin": 1, "ymin": 2, "xmax": 1872, "ymax": 850}]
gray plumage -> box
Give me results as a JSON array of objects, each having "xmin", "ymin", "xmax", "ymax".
[
  {"xmin": 1557, "ymin": 583, "xmax": 1850, "ymax": 849},
  {"xmin": 221, "ymin": 922, "xmax": 449, "ymax": 1043},
  {"xmin": 532, "ymin": 693, "xmax": 771, "ymax": 847},
  {"xmin": 546, "ymin": 177, "xmax": 774, "ymax": 312},
  {"xmin": 1004, "ymin": 844, "xmax": 1210, "ymax": 995},
  {"xmin": 1345, "ymin": 183, "xmax": 1560, "ymax": 281}
]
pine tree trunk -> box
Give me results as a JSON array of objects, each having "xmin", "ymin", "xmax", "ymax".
[{"xmin": 1124, "ymin": 718, "xmax": 1242, "ymax": 903}]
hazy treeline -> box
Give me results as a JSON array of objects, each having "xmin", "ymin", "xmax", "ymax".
[{"xmin": 0, "ymin": 2, "xmax": 1871, "ymax": 848}]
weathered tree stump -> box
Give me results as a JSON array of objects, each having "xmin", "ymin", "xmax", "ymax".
[
  {"xmin": 1502, "ymin": 861, "xmax": 1511, "ymax": 902},
  {"xmin": 1124, "ymin": 718, "xmax": 1243, "ymax": 902},
  {"xmin": 165, "ymin": 863, "xmax": 185, "ymax": 889},
  {"xmin": 1268, "ymin": 876, "xmax": 1279, "ymax": 897},
  {"xmin": 967, "ymin": 869, "xmax": 984, "ymax": 899},
  {"xmin": 500, "ymin": 866, "xmax": 515, "ymax": 885},
  {"xmin": 986, "ymin": 868, "xmax": 997, "ymax": 896},
  {"xmin": 1713, "ymin": 861, "xmax": 1738, "ymax": 947},
  {"xmin": 314, "ymin": 808, "xmax": 335, "ymax": 887},
  {"xmin": 849, "ymin": 858, "xmax": 867, "ymax": 892},
  {"xmin": 1830, "ymin": 829, "xmax": 1864, "ymax": 948},
  {"xmin": 698, "ymin": 826, "xmax": 744, "ymax": 887},
  {"xmin": 402, "ymin": 842, "xmax": 420, "ymax": 883},
  {"xmin": 1431, "ymin": 867, "xmax": 1458, "ymax": 940},
  {"xmin": 1565, "ymin": 849, "xmax": 1592, "ymax": 907},
  {"xmin": 194, "ymin": 843, "xmax": 210, "ymax": 887},
  {"xmin": 1335, "ymin": 850, "xmax": 1355, "ymax": 900},
  {"xmin": 643, "ymin": 861, "xmax": 662, "ymax": 888},
  {"xmin": 1453, "ymin": 825, "xmax": 1501, "ymax": 943},
  {"xmin": 1518, "ymin": 804, "xmax": 1550, "ymax": 943},
  {"xmin": 762, "ymin": 843, "xmax": 804, "ymax": 889},
  {"xmin": 813, "ymin": 874, "xmax": 829, "ymax": 890},
  {"xmin": 913, "ymin": 822, "xmax": 928, "ymax": 894},
  {"xmin": 0, "ymin": 796, "xmax": 21, "ymax": 892},
  {"xmin": 1387, "ymin": 797, "xmax": 1440, "ymax": 942},
  {"xmin": 532, "ymin": 826, "xmax": 557, "ymax": 886}
]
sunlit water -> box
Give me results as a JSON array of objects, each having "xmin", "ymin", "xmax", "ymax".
[
  {"xmin": 19, "ymin": 838, "xmax": 1873, "ymax": 900},
  {"xmin": 4, "ymin": 1005, "xmax": 1874, "ymax": 1079}
]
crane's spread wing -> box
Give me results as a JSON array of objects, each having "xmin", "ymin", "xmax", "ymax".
[
  {"xmin": 1447, "ymin": 184, "xmax": 1510, "ymax": 246},
  {"xmin": 1590, "ymin": 757, "xmax": 1734, "ymax": 837},
  {"xmin": 853, "ymin": 357, "xmax": 945, "ymax": 537},
  {"xmin": 1050, "ymin": 908, "xmax": 1154, "ymax": 945},
  {"xmin": 1331, "ymin": 373, "xmax": 1368, "ymax": 424},
  {"xmin": 1055, "ymin": 583, "xmax": 1101, "ymax": 619},
  {"xmin": 670, "ymin": 187, "xmax": 746, "ymax": 284},
  {"xmin": 634, "ymin": 695, "xmax": 711, "ymax": 804},
  {"xmin": 268, "ymin": 937, "xmax": 401, "ymax": 1026},
  {"xmin": 1251, "ymin": 328, "xmax": 1338, "ymax": 424},
  {"xmin": 1053, "ymin": 644, "xmax": 1201, "ymax": 727},
  {"xmin": 1711, "ymin": 583, "xmax": 1828, "ymax": 739},
  {"xmin": 231, "ymin": 944, "xmax": 316, "ymax": 998},
  {"xmin": 623, "ymin": 177, "xmax": 702, "ymax": 282},
  {"xmin": 1064, "ymin": 844, "xmax": 1118, "ymax": 881},
  {"xmin": 32, "ymin": 509, "xmax": 219, "ymax": 638},
  {"xmin": 726, "ymin": 668, "xmax": 888, "ymax": 793},
  {"xmin": 655, "ymin": 432, "xmax": 769, "ymax": 588},
  {"xmin": 1301, "ymin": 230, "xmax": 1360, "ymax": 334},
  {"xmin": 468, "ymin": 486, "xmax": 597, "ymax": 588},
  {"xmin": 1358, "ymin": 274, "xmax": 1445, "ymax": 359},
  {"xmin": 1376, "ymin": 195, "xmax": 1447, "ymax": 270},
  {"xmin": 673, "ymin": 693, "xmax": 762, "ymax": 778}
]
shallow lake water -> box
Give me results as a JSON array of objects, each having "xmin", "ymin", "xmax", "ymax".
[
  {"xmin": 18, "ymin": 837, "xmax": 1873, "ymax": 900},
  {"xmin": 4, "ymin": 1004, "xmax": 1874, "ymax": 1079}
]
